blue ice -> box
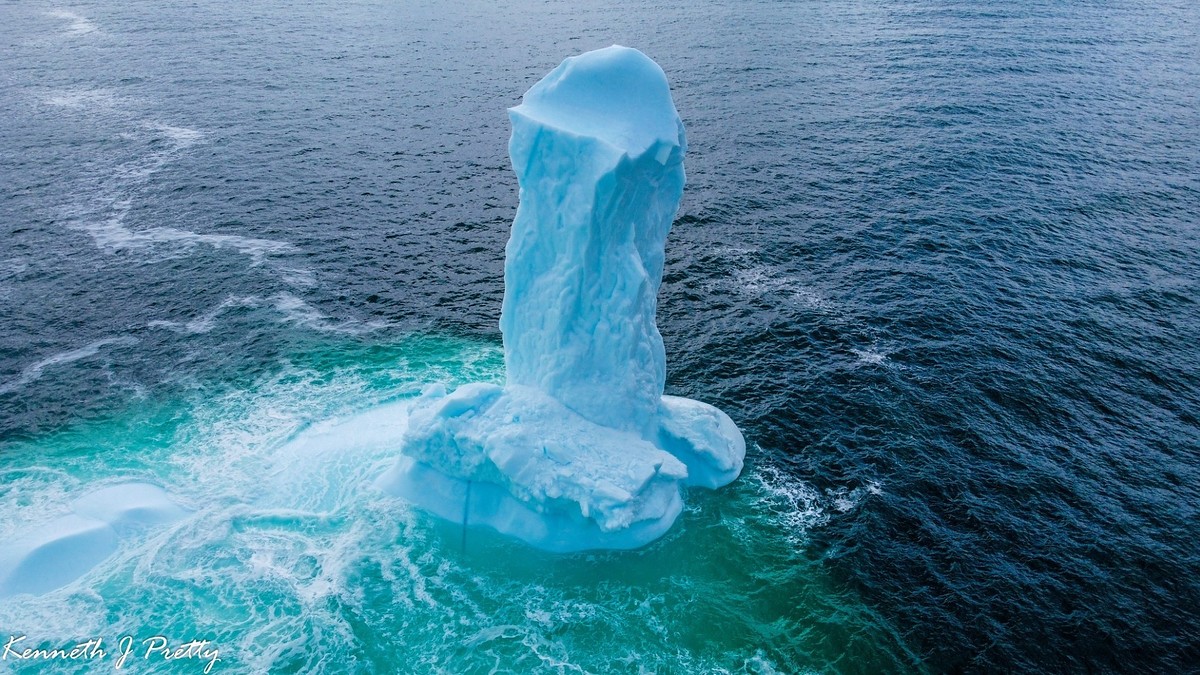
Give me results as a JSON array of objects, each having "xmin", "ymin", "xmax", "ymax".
[{"xmin": 378, "ymin": 46, "xmax": 745, "ymax": 551}]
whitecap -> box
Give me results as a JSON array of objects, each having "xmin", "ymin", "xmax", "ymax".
[
  {"xmin": 46, "ymin": 9, "xmax": 97, "ymax": 35},
  {"xmin": 826, "ymin": 481, "xmax": 883, "ymax": 513},
  {"xmin": 713, "ymin": 264, "xmax": 832, "ymax": 311},
  {"xmin": 749, "ymin": 461, "xmax": 882, "ymax": 542},
  {"xmin": 742, "ymin": 649, "xmax": 794, "ymax": 675},
  {"xmin": 0, "ymin": 258, "xmax": 28, "ymax": 279},
  {"xmin": 852, "ymin": 348, "xmax": 888, "ymax": 365},
  {"xmin": 41, "ymin": 89, "xmax": 122, "ymax": 109},
  {"xmin": 279, "ymin": 267, "xmax": 317, "ymax": 288},
  {"xmin": 142, "ymin": 121, "xmax": 204, "ymax": 148},
  {"xmin": 750, "ymin": 461, "xmax": 828, "ymax": 542}
]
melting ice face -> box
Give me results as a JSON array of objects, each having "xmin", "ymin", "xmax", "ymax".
[{"xmin": 378, "ymin": 46, "xmax": 746, "ymax": 552}]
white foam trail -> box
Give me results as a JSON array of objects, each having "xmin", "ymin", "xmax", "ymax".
[
  {"xmin": 79, "ymin": 215, "xmax": 295, "ymax": 264},
  {"xmin": 0, "ymin": 337, "xmax": 137, "ymax": 394},
  {"xmin": 40, "ymin": 92, "xmax": 315, "ymax": 284},
  {"xmin": 46, "ymin": 9, "xmax": 97, "ymax": 35},
  {"xmin": 272, "ymin": 293, "xmax": 386, "ymax": 334},
  {"xmin": 108, "ymin": 123, "xmax": 206, "ymax": 182},
  {"xmin": 42, "ymin": 89, "xmax": 123, "ymax": 109},
  {"xmin": 147, "ymin": 294, "xmax": 385, "ymax": 335},
  {"xmin": 147, "ymin": 296, "xmax": 262, "ymax": 334},
  {"xmin": 59, "ymin": 122, "xmax": 312, "ymax": 276}
]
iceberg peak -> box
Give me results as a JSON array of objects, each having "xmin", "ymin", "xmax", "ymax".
[{"xmin": 510, "ymin": 45, "xmax": 685, "ymax": 160}]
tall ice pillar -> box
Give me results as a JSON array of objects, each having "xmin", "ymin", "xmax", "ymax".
[
  {"xmin": 502, "ymin": 46, "xmax": 687, "ymax": 437},
  {"xmin": 380, "ymin": 46, "xmax": 745, "ymax": 552}
]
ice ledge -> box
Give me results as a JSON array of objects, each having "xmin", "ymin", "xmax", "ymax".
[
  {"xmin": 376, "ymin": 385, "xmax": 745, "ymax": 552},
  {"xmin": 0, "ymin": 482, "xmax": 188, "ymax": 597},
  {"xmin": 377, "ymin": 456, "xmax": 684, "ymax": 553}
]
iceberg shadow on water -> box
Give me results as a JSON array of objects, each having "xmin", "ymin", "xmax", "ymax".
[{"xmin": 377, "ymin": 45, "xmax": 746, "ymax": 552}]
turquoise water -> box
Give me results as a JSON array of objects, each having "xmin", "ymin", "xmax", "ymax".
[{"xmin": 0, "ymin": 338, "xmax": 905, "ymax": 673}]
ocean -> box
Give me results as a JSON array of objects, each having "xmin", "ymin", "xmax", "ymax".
[{"xmin": 1, "ymin": 0, "xmax": 1198, "ymax": 672}]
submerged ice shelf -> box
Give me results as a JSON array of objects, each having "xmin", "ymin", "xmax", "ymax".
[
  {"xmin": 0, "ymin": 482, "xmax": 188, "ymax": 597},
  {"xmin": 378, "ymin": 46, "xmax": 745, "ymax": 551}
]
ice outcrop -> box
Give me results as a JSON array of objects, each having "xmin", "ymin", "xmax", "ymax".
[
  {"xmin": 378, "ymin": 46, "xmax": 745, "ymax": 551},
  {"xmin": 0, "ymin": 482, "xmax": 188, "ymax": 597}
]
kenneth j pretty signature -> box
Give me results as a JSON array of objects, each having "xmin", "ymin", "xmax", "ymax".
[{"xmin": 2, "ymin": 635, "xmax": 221, "ymax": 673}]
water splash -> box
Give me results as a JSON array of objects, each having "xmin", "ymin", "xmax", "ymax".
[{"xmin": 0, "ymin": 337, "xmax": 902, "ymax": 673}]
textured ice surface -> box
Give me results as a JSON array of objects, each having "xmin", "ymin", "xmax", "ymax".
[
  {"xmin": 380, "ymin": 46, "xmax": 745, "ymax": 551},
  {"xmin": 502, "ymin": 44, "xmax": 686, "ymax": 437},
  {"xmin": 0, "ymin": 482, "xmax": 187, "ymax": 597}
]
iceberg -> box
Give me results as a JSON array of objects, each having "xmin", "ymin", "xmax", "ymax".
[
  {"xmin": 378, "ymin": 45, "xmax": 745, "ymax": 551},
  {"xmin": 0, "ymin": 482, "xmax": 188, "ymax": 597}
]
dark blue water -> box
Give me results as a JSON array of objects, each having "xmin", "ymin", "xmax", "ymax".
[{"xmin": 2, "ymin": 0, "xmax": 1198, "ymax": 672}]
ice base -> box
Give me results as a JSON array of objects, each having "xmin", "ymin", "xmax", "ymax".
[{"xmin": 376, "ymin": 384, "xmax": 744, "ymax": 552}]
